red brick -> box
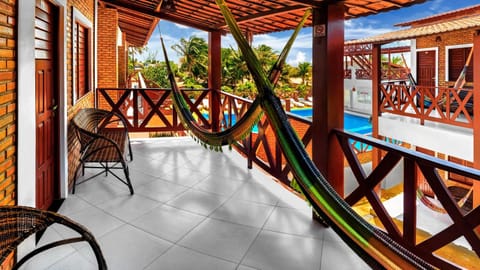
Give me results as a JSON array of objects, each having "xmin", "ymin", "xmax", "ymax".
[
  {"xmin": 0, "ymin": 93, "xmax": 13, "ymax": 104},
  {"xmin": 5, "ymin": 166, "xmax": 14, "ymax": 177},
  {"xmin": 6, "ymin": 38, "xmax": 14, "ymax": 47},
  {"xmin": 6, "ymin": 82, "xmax": 14, "ymax": 91},
  {"xmin": 6, "ymin": 60, "xmax": 14, "ymax": 69},
  {"xmin": 0, "ymin": 13, "xmax": 6, "ymax": 24},
  {"xmin": 6, "ymin": 103, "xmax": 14, "ymax": 113},
  {"xmin": 0, "ymin": 72, "xmax": 13, "ymax": 82},
  {"xmin": 0, "ymin": 49, "xmax": 13, "ymax": 58}
]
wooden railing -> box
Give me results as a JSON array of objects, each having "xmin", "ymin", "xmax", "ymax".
[
  {"xmin": 335, "ymin": 129, "xmax": 480, "ymax": 269},
  {"xmin": 96, "ymin": 88, "xmax": 211, "ymax": 132},
  {"xmin": 355, "ymin": 69, "xmax": 371, "ymax": 80},
  {"xmin": 352, "ymin": 68, "xmax": 409, "ymax": 81},
  {"xmin": 220, "ymin": 92, "xmax": 370, "ymax": 186},
  {"xmin": 94, "ymin": 87, "xmax": 478, "ymax": 268},
  {"xmin": 379, "ymin": 82, "xmax": 473, "ymax": 128},
  {"xmin": 344, "ymin": 69, "xmax": 352, "ymax": 79}
]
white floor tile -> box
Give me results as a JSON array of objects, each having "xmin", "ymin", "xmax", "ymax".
[
  {"xmin": 242, "ymin": 230, "xmax": 323, "ymax": 270},
  {"xmin": 97, "ymin": 224, "xmax": 171, "ymax": 270},
  {"xmin": 179, "ymin": 218, "xmax": 260, "ymax": 263},
  {"xmin": 263, "ymin": 207, "xmax": 326, "ymax": 239},
  {"xmin": 320, "ymin": 239, "xmax": 370, "ymax": 270},
  {"xmin": 135, "ymin": 178, "xmax": 189, "ymax": 203},
  {"xmin": 67, "ymin": 205, "xmax": 124, "ymax": 238},
  {"xmin": 145, "ymin": 245, "xmax": 237, "ymax": 270},
  {"xmin": 131, "ymin": 204, "xmax": 205, "ymax": 243},
  {"xmin": 193, "ymin": 175, "xmax": 246, "ymax": 196},
  {"xmin": 167, "ymin": 189, "xmax": 228, "ymax": 216},
  {"xmin": 96, "ymin": 194, "xmax": 161, "ymax": 222},
  {"xmin": 210, "ymin": 199, "xmax": 274, "ymax": 228}
]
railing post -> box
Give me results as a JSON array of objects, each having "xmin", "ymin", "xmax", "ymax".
[
  {"xmin": 247, "ymin": 132, "xmax": 253, "ymax": 169},
  {"xmin": 311, "ymin": 3, "xmax": 345, "ymax": 196},
  {"xmin": 133, "ymin": 89, "xmax": 138, "ymax": 129},
  {"xmin": 403, "ymin": 158, "xmax": 417, "ymax": 247},
  {"xmin": 372, "ymin": 44, "xmax": 382, "ymax": 196},
  {"xmin": 473, "ymin": 30, "xmax": 480, "ymax": 207},
  {"xmin": 208, "ymin": 31, "xmax": 222, "ymax": 132}
]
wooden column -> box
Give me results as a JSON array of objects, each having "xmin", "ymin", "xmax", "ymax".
[
  {"xmin": 372, "ymin": 44, "xmax": 382, "ymax": 170},
  {"xmin": 208, "ymin": 31, "xmax": 222, "ymax": 132},
  {"xmin": 311, "ymin": 4, "xmax": 345, "ymax": 196},
  {"xmin": 473, "ymin": 31, "xmax": 480, "ymax": 207}
]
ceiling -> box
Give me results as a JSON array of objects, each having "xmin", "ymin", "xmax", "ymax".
[{"xmin": 99, "ymin": 0, "xmax": 427, "ymax": 47}]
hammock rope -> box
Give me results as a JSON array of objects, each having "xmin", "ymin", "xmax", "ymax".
[
  {"xmin": 214, "ymin": 0, "xmax": 434, "ymax": 269},
  {"xmin": 417, "ymin": 185, "xmax": 474, "ymax": 214},
  {"xmin": 161, "ymin": 0, "xmax": 434, "ymax": 268},
  {"xmin": 160, "ymin": 9, "xmax": 310, "ymax": 149}
]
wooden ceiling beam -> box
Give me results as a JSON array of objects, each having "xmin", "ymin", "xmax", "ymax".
[
  {"xmin": 214, "ymin": 5, "xmax": 307, "ymax": 28},
  {"xmin": 100, "ymin": 0, "xmax": 217, "ymax": 32}
]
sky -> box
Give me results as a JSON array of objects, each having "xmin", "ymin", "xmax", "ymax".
[{"xmin": 138, "ymin": 0, "xmax": 479, "ymax": 67}]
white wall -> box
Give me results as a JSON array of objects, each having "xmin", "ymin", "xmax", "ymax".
[
  {"xmin": 379, "ymin": 115, "xmax": 473, "ymax": 161},
  {"xmin": 344, "ymin": 66, "xmax": 373, "ymax": 114}
]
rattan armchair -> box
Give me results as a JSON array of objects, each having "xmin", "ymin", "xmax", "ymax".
[{"xmin": 0, "ymin": 206, "xmax": 107, "ymax": 269}]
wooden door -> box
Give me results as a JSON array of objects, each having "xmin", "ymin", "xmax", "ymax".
[
  {"xmin": 35, "ymin": 0, "xmax": 59, "ymax": 210},
  {"xmin": 417, "ymin": 50, "xmax": 436, "ymax": 87}
]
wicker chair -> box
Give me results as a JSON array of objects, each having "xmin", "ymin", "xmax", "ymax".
[
  {"xmin": 72, "ymin": 108, "xmax": 134, "ymax": 194},
  {"xmin": 0, "ymin": 206, "xmax": 107, "ymax": 269}
]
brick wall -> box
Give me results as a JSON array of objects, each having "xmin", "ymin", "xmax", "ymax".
[
  {"xmin": 416, "ymin": 29, "xmax": 475, "ymax": 87},
  {"xmin": 65, "ymin": 1, "xmax": 95, "ymax": 189},
  {"xmin": 98, "ymin": 7, "xmax": 118, "ymax": 88},
  {"xmin": 66, "ymin": 1, "xmax": 95, "ymax": 190},
  {"xmin": 0, "ymin": 0, "xmax": 16, "ymax": 209},
  {"xmin": 67, "ymin": 92, "xmax": 94, "ymax": 187},
  {"xmin": 0, "ymin": 1, "xmax": 16, "ymax": 268}
]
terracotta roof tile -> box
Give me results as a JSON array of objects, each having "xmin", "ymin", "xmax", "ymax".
[{"xmin": 346, "ymin": 14, "xmax": 480, "ymax": 45}]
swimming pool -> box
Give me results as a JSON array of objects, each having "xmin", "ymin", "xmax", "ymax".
[
  {"xmin": 217, "ymin": 109, "xmax": 372, "ymax": 135},
  {"xmin": 289, "ymin": 108, "xmax": 371, "ymax": 134}
]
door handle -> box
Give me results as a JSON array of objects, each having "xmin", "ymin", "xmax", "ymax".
[{"xmin": 50, "ymin": 105, "xmax": 58, "ymax": 111}]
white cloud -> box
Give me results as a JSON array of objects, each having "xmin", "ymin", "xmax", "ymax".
[
  {"xmin": 288, "ymin": 51, "xmax": 306, "ymax": 66},
  {"xmin": 344, "ymin": 19, "xmax": 396, "ymax": 41},
  {"xmin": 174, "ymin": 23, "xmax": 190, "ymax": 29}
]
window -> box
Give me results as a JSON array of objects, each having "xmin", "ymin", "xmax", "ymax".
[
  {"xmin": 448, "ymin": 47, "xmax": 473, "ymax": 83},
  {"xmin": 72, "ymin": 8, "xmax": 92, "ymax": 103},
  {"xmin": 75, "ymin": 22, "xmax": 89, "ymax": 99}
]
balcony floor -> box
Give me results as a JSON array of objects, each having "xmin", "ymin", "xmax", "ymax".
[{"xmin": 24, "ymin": 137, "xmax": 369, "ymax": 270}]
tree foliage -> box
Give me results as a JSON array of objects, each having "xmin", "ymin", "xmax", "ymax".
[{"xmin": 171, "ymin": 36, "xmax": 208, "ymax": 82}]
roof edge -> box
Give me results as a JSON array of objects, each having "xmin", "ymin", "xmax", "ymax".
[{"xmin": 395, "ymin": 4, "xmax": 480, "ymax": 27}]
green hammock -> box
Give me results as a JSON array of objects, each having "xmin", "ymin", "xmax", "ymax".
[
  {"xmin": 162, "ymin": 1, "xmax": 435, "ymax": 268},
  {"xmin": 161, "ymin": 9, "xmax": 310, "ymax": 150}
]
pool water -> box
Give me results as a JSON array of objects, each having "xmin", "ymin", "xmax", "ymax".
[
  {"xmin": 218, "ymin": 109, "xmax": 372, "ymax": 135},
  {"xmin": 290, "ymin": 108, "xmax": 371, "ymax": 134}
]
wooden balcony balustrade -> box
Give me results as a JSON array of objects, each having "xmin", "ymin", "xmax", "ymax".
[
  {"xmin": 95, "ymin": 87, "xmax": 479, "ymax": 268},
  {"xmin": 96, "ymin": 88, "xmax": 211, "ymax": 132},
  {"xmin": 336, "ymin": 129, "xmax": 480, "ymax": 269},
  {"xmin": 350, "ymin": 68, "xmax": 409, "ymax": 80},
  {"xmin": 344, "ymin": 69, "xmax": 352, "ymax": 79},
  {"xmin": 379, "ymin": 82, "xmax": 474, "ymax": 128}
]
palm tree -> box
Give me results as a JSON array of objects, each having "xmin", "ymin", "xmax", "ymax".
[
  {"xmin": 222, "ymin": 47, "xmax": 248, "ymax": 88},
  {"xmin": 254, "ymin": 44, "xmax": 277, "ymax": 72},
  {"xmin": 297, "ymin": 62, "xmax": 311, "ymax": 85},
  {"xmin": 171, "ymin": 36, "xmax": 208, "ymax": 82}
]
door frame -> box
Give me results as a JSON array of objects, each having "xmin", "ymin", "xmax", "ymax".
[
  {"xmin": 413, "ymin": 46, "xmax": 439, "ymax": 88},
  {"xmin": 18, "ymin": 0, "xmax": 68, "ymax": 206}
]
